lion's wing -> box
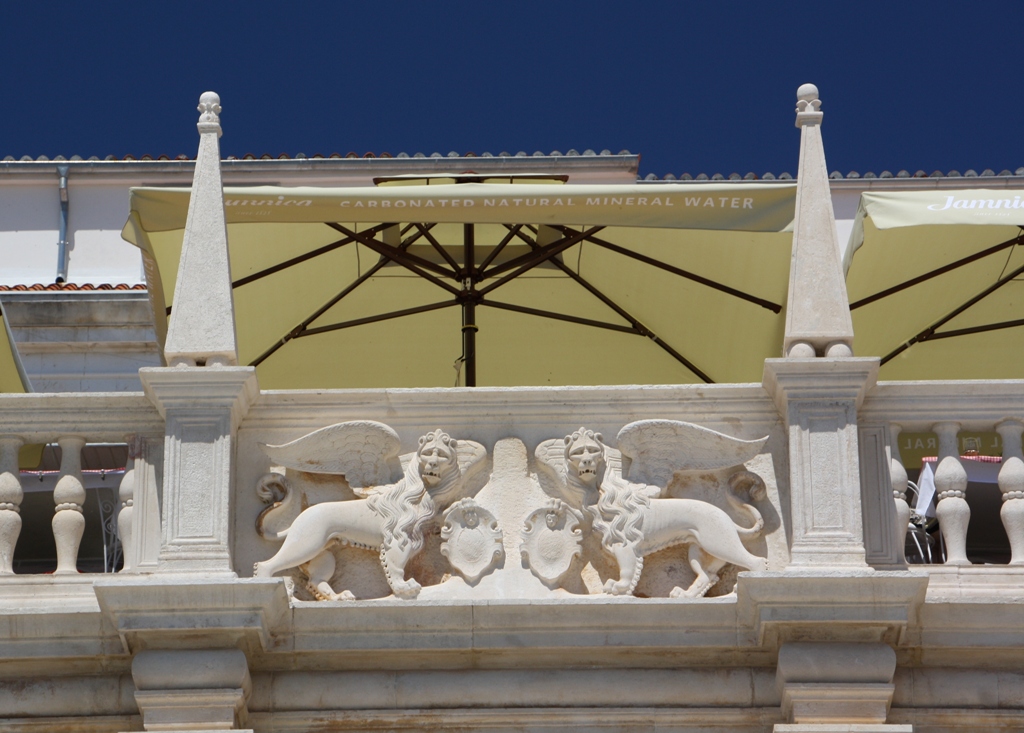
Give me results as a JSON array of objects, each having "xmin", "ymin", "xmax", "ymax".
[
  {"xmin": 617, "ymin": 419, "xmax": 768, "ymax": 487},
  {"xmin": 260, "ymin": 420, "xmax": 402, "ymax": 489},
  {"xmin": 534, "ymin": 438, "xmax": 576, "ymax": 502},
  {"xmin": 456, "ymin": 439, "xmax": 488, "ymax": 480}
]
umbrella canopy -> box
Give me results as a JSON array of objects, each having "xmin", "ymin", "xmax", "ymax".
[
  {"xmin": 0, "ymin": 300, "xmax": 44, "ymax": 468},
  {"xmin": 0, "ymin": 299, "xmax": 29, "ymax": 394},
  {"xmin": 846, "ymin": 189, "xmax": 1024, "ymax": 380},
  {"xmin": 122, "ymin": 182, "xmax": 796, "ymax": 389}
]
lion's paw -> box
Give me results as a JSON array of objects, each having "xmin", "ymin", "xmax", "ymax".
[
  {"xmin": 603, "ymin": 578, "xmax": 633, "ymax": 595},
  {"xmin": 670, "ymin": 575, "xmax": 718, "ymax": 599},
  {"xmin": 391, "ymin": 579, "xmax": 422, "ymax": 599},
  {"xmin": 308, "ymin": 581, "xmax": 357, "ymax": 602}
]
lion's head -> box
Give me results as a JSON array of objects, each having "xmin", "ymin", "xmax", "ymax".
[
  {"xmin": 416, "ymin": 429, "xmax": 461, "ymax": 496},
  {"xmin": 564, "ymin": 427, "xmax": 605, "ymax": 489},
  {"xmin": 560, "ymin": 427, "xmax": 648, "ymax": 553}
]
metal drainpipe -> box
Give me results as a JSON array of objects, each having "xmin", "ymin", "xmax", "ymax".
[{"xmin": 55, "ymin": 164, "xmax": 70, "ymax": 283}]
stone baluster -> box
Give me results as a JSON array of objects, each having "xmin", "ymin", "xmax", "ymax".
[
  {"xmin": 996, "ymin": 419, "xmax": 1024, "ymax": 565},
  {"xmin": 53, "ymin": 436, "xmax": 86, "ymax": 574},
  {"xmin": 117, "ymin": 435, "xmax": 142, "ymax": 573},
  {"xmin": 0, "ymin": 436, "xmax": 24, "ymax": 574},
  {"xmin": 889, "ymin": 424, "xmax": 911, "ymax": 561},
  {"xmin": 932, "ymin": 422, "xmax": 969, "ymax": 565}
]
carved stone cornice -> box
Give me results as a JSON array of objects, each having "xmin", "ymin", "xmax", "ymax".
[
  {"xmin": 763, "ymin": 357, "xmax": 880, "ymax": 417},
  {"xmin": 140, "ymin": 366, "xmax": 258, "ymax": 429},
  {"xmin": 0, "ymin": 393, "xmax": 163, "ymax": 442},
  {"xmin": 93, "ymin": 577, "xmax": 289, "ymax": 654}
]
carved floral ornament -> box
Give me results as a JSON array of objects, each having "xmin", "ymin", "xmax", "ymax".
[{"xmin": 253, "ymin": 419, "xmax": 770, "ymax": 601}]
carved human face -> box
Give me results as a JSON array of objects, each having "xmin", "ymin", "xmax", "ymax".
[
  {"xmin": 463, "ymin": 508, "xmax": 479, "ymax": 528},
  {"xmin": 418, "ymin": 441, "xmax": 454, "ymax": 487},
  {"xmin": 566, "ymin": 434, "xmax": 603, "ymax": 486},
  {"xmin": 545, "ymin": 510, "xmax": 560, "ymax": 529}
]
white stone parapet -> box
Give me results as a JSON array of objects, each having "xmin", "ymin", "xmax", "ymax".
[{"xmin": 861, "ymin": 380, "xmax": 1024, "ymax": 569}]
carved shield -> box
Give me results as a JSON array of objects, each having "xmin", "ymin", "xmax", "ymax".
[
  {"xmin": 520, "ymin": 500, "xmax": 584, "ymax": 587},
  {"xmin": 440, "ymin": 499, "xmax": 504, "ymax": 583}
]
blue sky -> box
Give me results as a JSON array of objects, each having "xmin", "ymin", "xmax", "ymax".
[{"xmin": 2, "ymin": 1, "xmax": 1021, "ymax": 178}]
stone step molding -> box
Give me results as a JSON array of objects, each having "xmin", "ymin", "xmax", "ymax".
[
  {"xmin": 775, "ymin": 642, "xmax": 903, "ymax": 731},
  {"xmin": 127, "ymin": 649, "xmax": 252, "ymax": 732}
]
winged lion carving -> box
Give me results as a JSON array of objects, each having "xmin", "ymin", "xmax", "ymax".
[
  {"xmin": 536, "ymin": 420, "xmax": 769, "ymax": 598},
  {"xmin": 253, "ymin": 421, "xmax": 486, "ymax": 600}
]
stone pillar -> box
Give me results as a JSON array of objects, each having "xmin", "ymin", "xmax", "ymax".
[
  {"xmin": 141, "ymin": 367, "xmax": 257, "ymax": 575},
  {"xmin": 763, "ymin": 358, "xmax": 878, "ymax": 567},
  {"xmin": 129, "ymin": 650, "xmax": 252, "ymax": 732},
  {"xmin": 783, "ymin": 83, "xmax": 855, "ymax": 359},
  {"xmin": 139, "ymin": 90, "xmax": 258, "ymax": 576},
  {"xmin": 764, "ymin": 83, "xmax": 877, "ymax": 568},
  {"xmin": 0, "ymin": 436, "xmax": 23, "ymax": 574},
  {"xmin": 932, "ymin": 422, "xmax": 969, "ymax": 565},
  {"xmin": 774, "ymin": 642, "xmax": 910, "ymax": 732},
  {"xmin": 996, "ymin": 419, "xmax": 1024, "ymax": 564},
  {"xmin": 53, "ymin": 435, "xmax": 86, "ymax": 574},
  {"xmin": 889, "ymin": 424, "xmax": 912, "ymax": 563}
]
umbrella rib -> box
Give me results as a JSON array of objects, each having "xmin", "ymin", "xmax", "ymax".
[
  {"xmin": 480, "ymin": 299, "xmax": 640, "ymax": 334},
  {"xmin": 477, "ymin": 225, "xmax": 523, "ymax": 272},
  {"xmin": 247, "ymin": 231, "xmax": 442, "ymax": 368},
  {"xmin": 477, "ymin": 227, "xmax": 603, "ymax": 296},
  {"xmin": 248, "ymin": 255, "xmax": 392, "ymax": 367},
  {"xmin": 923, "ymin": 317, "xmax": 1024, "ymax": 341},
  {"xmin": 297, "ymin": 300, "xmax": 459, "ymax": 337},
  {"xmin": 414, "ymin": 224, "xmax": 462, "ymax": 274},
  {"xmin": 233, "ymin": 238, "xmax": 348, "ymax": 289},
  {"xmin": 231, "ymin": 223, "xmax": 392, "ymax": 289},
  {"xmin": 513, "ymin": 234, "xmax": 714, "ymax": 383},
  {"xmin": 880, "ymin": 258, "xmax": 1024, "ymax": 365},
  {"xmin": 558, "ymin": 227, "xmax": 782, "ymax": 313},
  {"xmin": 851, "ymin": 232, "xmax": 1023, "ymax": 310},
  {"xmin": 165, "ymin": 224, "xmax": 392, "ymax": 314},
  {"xmin": 327, "ymin": 223, "xmax": 461, "ymax": 291}
]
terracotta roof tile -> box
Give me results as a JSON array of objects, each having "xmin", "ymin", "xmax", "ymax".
[{"xmin": 0, "ymin": 283, "xmax": 147, "ymax": 292}]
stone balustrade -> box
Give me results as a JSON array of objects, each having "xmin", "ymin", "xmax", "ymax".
[
  {"xmin": 860, "ymin": 380, "xmax": 1024, "ymax": 567},
  {"xmin": 0, "ymin": 393, "xmax": 163, "ymax": 575}
]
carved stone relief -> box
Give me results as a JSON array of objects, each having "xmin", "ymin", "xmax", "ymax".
[
  {"xmin": 253, "ymin": 421, "xmax": 486, "ymax": 600},
  {"xmin": 535, "ymin": 421, "xmax": 770, "ymax": 598},
  {"xmin": 520, "ymin": 499, "xmax": 584, "ymax": 588},
  {"xmin": 440, "ymin": 498, "xmax": 504, "ymax": 583},
  {"xmin": 251, "ymin": 418, "xmax": 772, "ymax": 602}
]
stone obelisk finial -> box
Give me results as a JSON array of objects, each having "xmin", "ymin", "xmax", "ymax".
[
  {"xmin": 782, "ymin": 84, "xmax": 855, "ymax": 358},
  {"xmin": 162, "ymin": 91, "xmax": 238, "ymax": 367}
]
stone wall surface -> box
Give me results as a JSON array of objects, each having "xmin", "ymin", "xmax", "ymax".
[{"xmin": 0, "ymin": 381, "xmax": 1023, "ymax": 732}]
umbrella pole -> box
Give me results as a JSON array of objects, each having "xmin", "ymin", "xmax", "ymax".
[{"xmin": 463, "ymin": 223, "xmax": 477, "ymax": 387}]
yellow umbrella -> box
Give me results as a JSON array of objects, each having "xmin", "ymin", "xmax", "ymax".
[
  {"xmin": 846, "ymin": 189, "xmax": 1024, "ymax": 380},
  {"xmin": 0, "ymin": 299, "xmax": 43, "ymax": 468},
  {"xmin": 0, "ymin": 300, "xmax": 27, "ymax": 395},
  {"xmin": 123, "ymin": 182, "xmax": 796, "ymax": 389}
]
